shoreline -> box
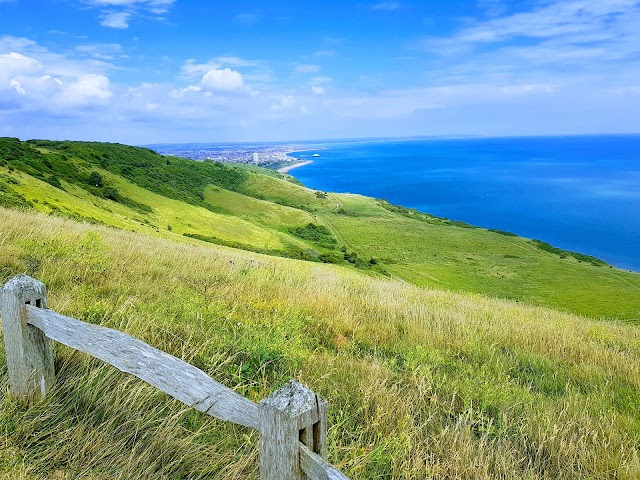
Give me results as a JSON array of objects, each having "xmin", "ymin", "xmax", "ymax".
[{"xmin": 277, "ymin": 160, "xmax": 314, "ymax": 174}]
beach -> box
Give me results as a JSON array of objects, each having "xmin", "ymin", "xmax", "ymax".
[{"xmin": 277, "ymin": 160, "xmax": 314, "ymax": 173}]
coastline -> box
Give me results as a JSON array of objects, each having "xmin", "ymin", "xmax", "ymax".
[
  {"xmin": 283, "ymin": 136, "xmax": 640, "ymax": 272},
  {"xmin": 277, "ymin": 160, "xmax": 314, "ymax": 174}
]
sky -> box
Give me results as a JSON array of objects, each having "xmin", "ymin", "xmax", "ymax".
[{"xmin": 0, "ymin": 0, "xmax": 639, "ymax": 143}]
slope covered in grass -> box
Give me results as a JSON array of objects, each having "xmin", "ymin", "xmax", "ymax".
[
  {"xmin": 1, "ymin": 137, "xmax": 639, "ymax": 320},
  {"xmin": 0, "ymin": 208, "xmax": 639, "ymax": 479},
  {"xmin": 315, "ymin": 194, "xmax": 640, "ymax": 320}
]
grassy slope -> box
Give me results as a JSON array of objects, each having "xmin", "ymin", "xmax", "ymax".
[
  {"xmin": 1, "ymin": 137, "xmax": 639, "ymax": 322},
  {"xmin": 241, "ymin": 174, "xmax": 640, "ymax": 321},
  {"xmin": 1, "ymin": 209, "xmax": 639, "ymax": 479},
  {"xmin": 317, "ymin": 195, "xmax": 640, "ymax": 320},
  {"xmin": 5, "ymin": 168, "xmax": 284, "ymax": 249}
]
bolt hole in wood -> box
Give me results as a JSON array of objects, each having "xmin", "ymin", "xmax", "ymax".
[{"xmin": 24, "ymin": 299, "xmax": 42, "ymax": 307}]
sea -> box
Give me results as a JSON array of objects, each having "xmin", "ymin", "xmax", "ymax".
[{"xmin": 288, "ymin": 135, "xmax": 640, "ymax": 272}]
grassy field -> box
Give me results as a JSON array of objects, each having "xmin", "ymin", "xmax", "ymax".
[
  {"xmin": 315, "ymin": 195, "xmax": 640, "ymax": 320},
  {"xmin": 0, "ymin": 208, "xmax": 639, "ymax": 479}
]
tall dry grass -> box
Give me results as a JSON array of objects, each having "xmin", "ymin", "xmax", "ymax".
[{"xmin": 0, "ymin": 208, "xmax": 639, "ymax": 479}]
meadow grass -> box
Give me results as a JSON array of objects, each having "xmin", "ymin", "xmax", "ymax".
[
  {"xmin": 1, "ymin": 208, "xmax": 639, "ymax": 479},
  {"xmin": 203, "ymin": 186, "xmax": 315, "ymax": 230},
  {"xmin": 317, "ymin": 195, "xmax": 640, "ymax": 320},
  {"xmin": 5, "ymin": 167, "xmax": 288, "ymax": 251}
]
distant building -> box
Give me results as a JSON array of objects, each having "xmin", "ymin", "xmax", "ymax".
[{"xmin": 253, "ymin": 152, "xmax": 260, "ymax": 163}]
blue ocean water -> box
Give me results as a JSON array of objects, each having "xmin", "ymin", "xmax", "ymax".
[{"xmin": 290, "ymin": 135, "xmax": 640, "ymax": 272}]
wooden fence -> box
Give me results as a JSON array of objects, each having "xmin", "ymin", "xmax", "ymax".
[{"xmin": 0, "ymin": 274, "xmax": 349, "ymax": 480}]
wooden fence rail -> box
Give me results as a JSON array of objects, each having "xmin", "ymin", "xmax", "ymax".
[{"xmin": 0, "ymin": 274, "xmax": 349, "ymax": 480}]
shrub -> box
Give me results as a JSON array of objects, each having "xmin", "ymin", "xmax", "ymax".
[
  {"xmin": 88, "ymin": 171, "xmax": 104, "ymax": 187},
  {"xmin": 289, "ymin": 223, "xmax": 337, "ymax": 247}
]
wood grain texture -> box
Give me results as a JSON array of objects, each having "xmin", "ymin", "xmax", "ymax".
[
  {"xmin": 259, "ymin": 380, "xmax": 319, "ymax": 480},
  {"xmin": 26, "ymin": 306, "xmax": 259, "ymax": 429},
  {"xmin": 314, "ymin": 394, "xmax": 328, "ymax": 459},
  {"xmin": 300, "ymin": 444, "xmax": 350, "ymax": 480},
  {"xmin": 0, "ymin": 275, "xmax": 55, "ymax": 403}
]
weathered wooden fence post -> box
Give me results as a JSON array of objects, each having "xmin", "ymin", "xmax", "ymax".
[
  {"xmin": 0, "ymin": 274, "xmax": 55, "ymax": 403},
  {"xmin": 259, "ymin": 380, "xmax": 328, "ymax": 480}
]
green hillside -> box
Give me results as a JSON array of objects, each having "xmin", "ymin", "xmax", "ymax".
[
  {"xmin": 1, "ymin": 138, "xmax": 639, "ymax": 478},
  {"xmin": 1, "ymin": 137, "xmax": 638, "ymax": 320},
  {"xmin": 0, "ymin": 209, "xmax": 639, "ymax": 479}
]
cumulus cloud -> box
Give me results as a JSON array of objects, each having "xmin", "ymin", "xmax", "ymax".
[
  {"xmin": 171, "ymin": 84, "xmax": 202, "ymax": 97},
  {"xmin": 63, "ymin": 74, "xmax": 112, "ymax": 104},
  {"xmin": 100, "ymin": 12, "xmax": 131, "ymax": 28},
  {"xmin": 0, "ymin": 52, "xmax": 42, "ymax": 77},
  {"xmin": 181, "ymin": 57, "xmax": 260, "ymax": 80},
  {"xmin": 200, "ymin": 68, "xmax": 244, "ymax": 92},
  {"xmin": 9, "ymin": 79, "xmax": 26, "ymax": 95},
  {"xmin": 311, "ymin": 86, "xmax": 326, "ymax": 95},
  {"xmin": 0, "ymin": 52, "xmax": 41, "ymax": 98}
]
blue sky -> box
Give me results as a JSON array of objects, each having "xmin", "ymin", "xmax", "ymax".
[{"xmin": 1, "ymin": 0, "xmax": 639, "ymax": 143}]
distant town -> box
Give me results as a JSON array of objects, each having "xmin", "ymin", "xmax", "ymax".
[{"xmin": 144, "ymin": 143, "xmax": 319, "ymax": 170}]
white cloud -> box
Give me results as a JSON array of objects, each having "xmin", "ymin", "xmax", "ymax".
[
  {"xmin": 181, "ymin": 57, "xmax": 261, "ymax": 80},
  {"xmin": 0, "ymin": 36, "xmax": 119, "ymax": 79},
  {"xmin": 39, "ymin": 75, "xmax": 64, "ymax": 87},
  {"xmin": 371, "ymin": 2, "xmax": 399, "ymax": 11},
  {"xmin": 315, "ymin": 50, "xmax": 336, "ymax": 56},
  {"xmin": 295, "ymin": 64, "xmax": 321, "ymax": 73},
  {"xmin": 87, "ymin": 0, "xmax": 174, "ymax": 28},
  {"xmin": 171, "ymin": 84, "xmax": 202, "ymax": 97},
  {"xmin": 63, "ymin": 74, "xmax": 112, "ymax": 104},
  {"xmin": 181, "ymin": 59, "xmax": 220, "ymax": 79},
  {"xmin": 271, "ymin": 95, "xmax": 295, "ymax": 111},
  {"xmin": 201, "ymin": 68, "xmax": 244, "ymax": 91},
  {"xmin": 9, "ymin": 79, "xmax": 26, "ymax": 95},
  {"xmin": 311, "ymin": 86, "xmax": 326, "ymax": 95},
  {"xmin": 100, "ymin": 12, "xmax": 131, "ymax": 28},
  {"xmin": 0, "ymin": 52, "xmax": 42, "ymax": 75},
  {"xmin": 421, "ymin": 0, "xmax": 640, "ymax": 61}
]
